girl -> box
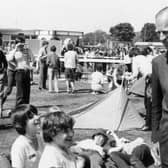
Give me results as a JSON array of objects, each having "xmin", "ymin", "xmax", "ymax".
[{"xmin": 11, "ymin": 104, "xmax": 43, "ymax": 168}]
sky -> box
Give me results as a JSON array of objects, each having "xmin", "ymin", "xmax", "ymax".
[{"xmin": 0, "ymin": 0, "xmax": 168, "ymax": 33}]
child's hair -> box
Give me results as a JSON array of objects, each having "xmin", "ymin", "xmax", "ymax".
[
  {"xmin": 11, "ymin": 104, "xmax": 38, "ymax": 135},
  {"xmin": 42, "ymin": 111, "xmax": 75, "ymax": 143},
  {"xmin": 92, "ymin": 132, "xmax": 108, "ymax": 146},
  {"xmin": 67, "ymin": 43, "xmax": 74, "ymax": 51},
  {"xmin": 50, "ymin": 45, "xmax": 56, "ymax": 52},
  {"xmin": 95, "ymin": 64, "xmax": 102, "ymax": 72},
  {"xmin": 42, "ymin": 40, "xmax": 49, "ymax": 47}
]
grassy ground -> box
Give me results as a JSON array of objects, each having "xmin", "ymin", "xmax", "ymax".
[{"xmin": 0, "ymin": 74, "xmax": 151, "ymax": 158}]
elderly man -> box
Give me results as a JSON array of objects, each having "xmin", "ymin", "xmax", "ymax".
[{"xmin": 152, "ymin": 7, "xmax": 168, "ymax": 168}]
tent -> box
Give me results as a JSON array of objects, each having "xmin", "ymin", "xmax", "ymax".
[
  {"xmin": 73, "ymin": 87, "xmax": 145, "ymax": 131},
  {"xmin": 129, "ymin": 77, "xmax": 145, "ymax": 97}
]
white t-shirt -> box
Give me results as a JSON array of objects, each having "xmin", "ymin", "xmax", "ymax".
[
  {"xmin": 91, "ymin": 71, "xmax": 104, "ymax": 85},
  {"xmin": 38, "ymin": 144, "xmax": 77, "ymax": 168},
  {"xmin": 11, "ymin": 135, "xmax": 41, "ymax": 168},
  {"xmin": 76, "ymin": 139, "xmax": 104, "ymax": 156},
  {"xmin": 132, "ymin": 55, "xmax": 152, "ymax": 77},
  {"xmin": 64, "ymin": 51, "xmax": 78, "ymax": 69},
  {"xmin": 91, "ymin": 71, "xmax": 104, "ymax": 91}
]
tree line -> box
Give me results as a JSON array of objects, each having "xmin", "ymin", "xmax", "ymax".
[{"xmin": 83, "ymin": 23, "xmax": 160, "ymax": 45}]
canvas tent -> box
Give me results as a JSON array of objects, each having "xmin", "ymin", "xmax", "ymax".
[
  {"xmin": 129, "ymin": 77, "xmax": 145, "ymax": 97},
  {"xmin": 73, "ymin": 87, "xmax": 144, "ymax": 131}
]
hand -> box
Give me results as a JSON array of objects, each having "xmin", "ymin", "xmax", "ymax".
[
  {"xmin": 152, "ymin": 142, "xmax": 160, "ymax": 157},
  {"xmin": 76, "ymin": 156, "xmax": 85, "ymax": 168}
]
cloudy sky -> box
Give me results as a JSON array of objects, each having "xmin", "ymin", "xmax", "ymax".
[{"xmin": 0, "ymin": 0, "xmax": 168, "ymax": 33}]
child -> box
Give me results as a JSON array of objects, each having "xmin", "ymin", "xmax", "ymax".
[
  {"xmin": 91, "ymin": 65, "xmax": 104, "ymax": 94},
  {"xmin": 11, "ymin": 104, "xmax": 43, "ymax": 168},
  {"xmin": 38, "ymin": 111, "xmax": 85, "ymax": 168},
  {"xmin": 47, "ymin": 45, "xmax": 60, "ymax": 93}
]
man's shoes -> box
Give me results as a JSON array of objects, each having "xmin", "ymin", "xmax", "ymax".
[
  {"xmin": 141, "ymin": 125, "xmax": 151, "ymax": 131},
  {"xmin": 71, "ymin": 90, "xmax": 75, "ymax": 94}
]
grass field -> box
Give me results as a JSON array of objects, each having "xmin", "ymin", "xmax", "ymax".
[{"xmin": 0, "ymin": 74, "xmax": 151, "ymax": 158}]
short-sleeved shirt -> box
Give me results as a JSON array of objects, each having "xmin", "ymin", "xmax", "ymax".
[
  {"xmin": 91, "ymin": 71, "xmax": 104, "ymax": 85},
  {"xmin": 64, "ymin": 51, "xmax": 78, "ymax": 69},
  {"xmin": 38, "ymin": 144, "xmax": 77, "ymax": 168},
  {"xmin": 11, "ymin": 135, "xmax": 41, "ymax": 168}
]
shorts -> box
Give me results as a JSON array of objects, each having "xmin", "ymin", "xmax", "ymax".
[{"xmin": 65, "ymin": 68, "xmax": 75, "ymax": 82}]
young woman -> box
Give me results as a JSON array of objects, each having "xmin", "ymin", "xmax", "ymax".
[
  {"xmin": 38, "ymin": 111, "xmax": 85, "ymax": 168},
  {"xmin": 11, "ymin": 104, "xmax": 43, "ymax": 168}
]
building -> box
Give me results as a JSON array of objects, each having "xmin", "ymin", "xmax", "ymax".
[{"xmin": 0, "ymin": 28, "xmax": 83, "ymax": 44}]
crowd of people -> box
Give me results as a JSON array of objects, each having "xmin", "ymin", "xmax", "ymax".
[
  {"xmin": 1, "ymin": 5, "xmax": 168, "ymax": 168},
  {"xmin": 0, "ymin": 104, "xmax": 157, "ymax": 168}
]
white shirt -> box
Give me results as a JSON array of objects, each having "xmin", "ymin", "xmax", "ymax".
[
  {"xmin": 76, "ymin": 139, "xmax": 104, "ymax": 156},
  {"xmin": 6, "ymin": 49, "xmax": 17, "ymax": 71},
  {"xmin": 38, "ymin": 143, "xmax": 77, "ymax": 168},
  {"xmin": 64, "ymin": 51, "xmax": 78, "ymax": 69},
  {"xmin": 11, "ymin": 135, "xmax": 40, "ymax": 168},
  {"xmin": 38, "ymin": 47, "xmax": 47, "ymax": 61},
  {"xmin": 14, "ymin": 50, "xmax": 31, "ymax": 70},
  {"xmin": 132, "ymin": 55, "xmax": 153, "ymax": 77},
  {"xmin": 91, "ymin": 71, "xmax": 104, "ymax": 85}
]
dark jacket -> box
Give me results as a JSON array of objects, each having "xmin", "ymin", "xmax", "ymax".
[
  {"xmin": 152, "ymin": 53, "xmax": 168, "ymax": 143},
  {"xmin": 0, "ymin": 50, "xmax": 7, "ymax": 73},
  {"xmin": 47, "ymin": 53, "xmax": 60, "ymax": 70}
]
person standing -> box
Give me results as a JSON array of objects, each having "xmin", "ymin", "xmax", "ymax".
[
  {"xmin": 64, "ymin": 43, "xmax": 78, "ymax": 93},
  {"xmin": 38, "ymin": 41, "xmax": 49, "ymax": 90},
  {"xmin": 2, "ymin": 42, "xmax": 16, "ymax": 108},
  {"xmin": 0, "ymin": 46, "xmax": 7, "ymax": 115},
  {"xmin": 47, "ymin": 45, "xmax": 60, "ymax": 93},
  {"xmin": 6, "ymin": 36, "xmax": 32, "ymax": 107},
  {"xmin": 152, "ymin": 7, "xmax": 168, "ymax": 168}
]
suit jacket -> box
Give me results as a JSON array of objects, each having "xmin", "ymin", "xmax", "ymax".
[{"xmin": 152, "ymin": 52, "xmax": 168, "ymax": 143}]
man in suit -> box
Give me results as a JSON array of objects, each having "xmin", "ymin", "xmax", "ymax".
[{"xmin": 152, "ymin": 7, "xmax": 168, "ymax": 168}]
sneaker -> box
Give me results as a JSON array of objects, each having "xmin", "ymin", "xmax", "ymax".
[
  {"xmin": 71, "ymin": 90, "xmax": 75, "ymax": 94},
  {"xmin": 141, "ymin": 125, "xmax": 151, "ymax": 131},
  {"xmin": 49, "ymin": 91, "xmax": 55, "ymax": 93}
]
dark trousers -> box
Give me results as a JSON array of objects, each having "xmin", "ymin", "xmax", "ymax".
[
  {"xmin": 15, "ymin": 69, "xmax": 30, "ymax": 107},
  {"xmin": 2, "ymin": 69, "xmax": 15, "ymax": 105},
  {"xmin": 160, "ymin": 140, "xmax": 168, "ymax": 168},
  {"xmin": 109, "ymin": 144, "xmax": 154, "ymax": 168},
  {"xmin": 144, "ymin": 76, "xmax": 152, "ymax": 129},
  {"xmin": 39, "ymin": 62, "xmax": 48, "ymax": 89},
  {"xmin": 0, "ymin": 72, "xmax": 6, "ymax": 109}
]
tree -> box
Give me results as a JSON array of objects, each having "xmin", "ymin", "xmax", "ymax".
[
  {"xmin": 141, "ymin": 23, "xmax": 159, "ymax": 42},
  {"xmin": 83, "ymin": 30, "xmax": 108, "ymax": 45},
  {"xmin": 109, "ymin": 23, "xmax": 135, "ymax": 42}
]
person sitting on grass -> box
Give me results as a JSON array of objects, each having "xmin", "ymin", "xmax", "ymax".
[
  {"xmin": 73, "ymin": 130, "xmax": 155, "ymax": 168},
  {"xmin": 38, "ymin": 111, "xmax": 86, "ymax": 168},
  {"xmin": 91, "ymin": 65, "xmax": 105, "ymax": 94},
  {"xmin": 10, "ymin": 104, "xmax": 43, "ymax": 168}
]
